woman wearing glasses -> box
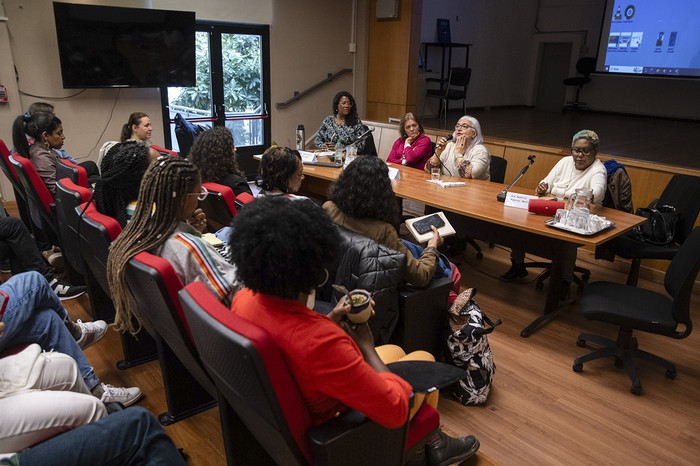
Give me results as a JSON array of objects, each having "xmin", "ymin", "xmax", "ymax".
[
  {"xmin": 108, "ymin": 157, "xmax": 238, "ymax": 334},
  {"xmin": 500, "ymin": 130, "xmax": 606, "ymax": 298},
  {"xmin": 424, "ymin": 115, "xmax": 490, "ymax": 180}
]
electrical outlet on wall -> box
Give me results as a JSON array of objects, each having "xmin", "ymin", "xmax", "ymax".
[{"xmin": 349, "ymin": 43, "xmax": 356, "ymax": 53}]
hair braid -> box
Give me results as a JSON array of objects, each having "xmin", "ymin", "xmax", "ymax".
[{"xmin": 107, "ymin": 156, "xmax": 200, "ymax": 334}]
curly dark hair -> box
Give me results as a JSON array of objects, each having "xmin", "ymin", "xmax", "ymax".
[
  {"xmin": 188, "ymin": 126, "xmax": 244, "ymax": 183},
  {"xmin": 328, "ymin": 155, "xmax": 399, "ymax": 225},
  {"xmin": 230, "ymin": 196, "xmax": 340, "ymax": 299},
  {"xmin": 94, "ymin": 141, "xmax": 152, "ymax": 227},
  {"xmin": 332, "ymin": 91, "xmax": 359, "ymax": 126},
  {"xmin": 255, "ymin": 146, "xmax": 301, "ymax": 194}
]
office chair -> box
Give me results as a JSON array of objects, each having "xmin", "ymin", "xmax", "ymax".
[
  {"xmin": 596, "ymin": 174, "xmax": 700, "ymax": 286},
  {"xmin": 461, "ymin": 155, "xmax": 509, "ymax": 259},
  {"xmin": 0, "ymin": 140, "xmax": 33, "ymax": 230},
  {"xmin": 573, "ymin": 227, "xmax": 700, "ymax": 395},
  {"xmin": 562, "ymin": 57, "xmax": 596, "ymax": 112},
  {"xmin": 180, "ymin": 281, "xmax": 439, "ymax": 465},
  {"xmin": 199, "ymin": 182, "xmax": 254, "ymax": 232},
  {"xmin": 423, "ymin": 67, "xmax": 471, "ymax": 128}
]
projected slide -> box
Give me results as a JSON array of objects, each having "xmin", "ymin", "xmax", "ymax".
[{"xmin": 597, "ymin": 1, "xmax": 700, "ymax": 77}]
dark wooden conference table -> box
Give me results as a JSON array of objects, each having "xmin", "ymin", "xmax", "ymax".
[{"xmin": 299, "ymin": 160, "xmax": 645, "ymax": 337}]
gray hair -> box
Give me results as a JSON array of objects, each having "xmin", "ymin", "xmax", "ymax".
[
  {"xmin": 572, "ymin": 129, "xmax": 599, "ymax": 151},
  {"xmin": 452, "ymin": 115, "xmax": 484, "ymax": 154}
]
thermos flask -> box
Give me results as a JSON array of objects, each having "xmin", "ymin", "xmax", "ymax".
[{"xmin": 296, "ymin": 124, "xmax": 305, "ymax": 150}]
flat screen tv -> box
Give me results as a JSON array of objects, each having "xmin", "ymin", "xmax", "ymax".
[
  {"xmin": 53, "ymin": 2, "xmax": 196, "ymax": 88},
  {"xmin": 596, "ymin": 0, "xmax": 700, "ymax": 78}
]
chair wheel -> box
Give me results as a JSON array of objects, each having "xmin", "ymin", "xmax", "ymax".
[
  {"xmin": 476, "ymin": 251, "xmax": 483, "ymax": 260},
  {"xmin": 630, "ymin": 384, "xmax": 642, "ymax": 395},
  {"xmin": 576, "ymin": 338, "xmax": 586, "ymax": 347},
  {"xmin": 535, "ymin": 281, "xmax": 544, "ymax": 290},
  {"xmin": 572, "ymin": 362, "xmax": 583, "ymax": 373},
  {"xmin": 666, "ymin": 369, "xmax": 676, "ymax": 379}
]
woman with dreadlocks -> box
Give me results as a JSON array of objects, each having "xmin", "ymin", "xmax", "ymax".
[
  {"xmin": 107, "ymin": 156, "xmax": 239, "ymax": 334},
  {"xmin": 93, "ymin": 141, "xmax": 159, "ymax": 227}
]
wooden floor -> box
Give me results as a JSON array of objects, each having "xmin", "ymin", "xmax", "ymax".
[
  {"xmin": 59, "ymin": 240, "xmax": 700, "ymax": 465},
  {"xmin": 422, "ymin": 107, "xmax": 700, "ymax": 170}
]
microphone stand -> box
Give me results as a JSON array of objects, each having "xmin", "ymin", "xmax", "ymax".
[
  {"xmin": 349, "ymin": 127, "xmax": 374, "ymax": 150},
  {"xmin": 497, "ymin": 155, "xmax": 536, "ymax": 202}
]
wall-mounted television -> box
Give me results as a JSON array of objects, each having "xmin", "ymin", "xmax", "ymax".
[
  {"xmin": 596, "ymin": 0, "xmax": 700, "ymax": 78},
  {"xmin": 53, "ymin": 2, "xmax": 196, "ymax": 88}
]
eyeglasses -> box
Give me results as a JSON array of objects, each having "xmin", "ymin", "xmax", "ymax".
[
  {"xmin": 571, "ymin": 147, "xmax": 594, "ymax": 156},
  {"xmin": 455, "ymin": 123, "xmax": 473, "ymax": 130},
  {"xmin": 187, "ymin": 186, "xmax": 209, "ymax": 201}
]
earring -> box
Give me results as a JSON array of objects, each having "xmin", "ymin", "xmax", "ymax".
[
  {"xmin": 43, "ymin": 139, "xmax": 50, "ymax": 150},
  {"xmin": 318, "ymin": 268, "xmax": 329, "ymax": 287}
]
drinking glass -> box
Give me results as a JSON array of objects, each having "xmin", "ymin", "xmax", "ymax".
[
  {"xmin": 430, "ymin": 166, "xmax": 441, "ymax": 181},
  {"xmin": 344, "ymin": 144, "xmax": 358, "ymax": 167}
]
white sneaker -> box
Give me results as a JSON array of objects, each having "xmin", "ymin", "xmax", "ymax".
[
  {"xmin": 75, "ymin": 319, "xmax": 108, "ymax": 349},
  {"xmin": 99, "ymin": 383, "xmax": 143, "ymax": 407}
]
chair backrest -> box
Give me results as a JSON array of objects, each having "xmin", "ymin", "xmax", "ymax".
[
  {"xmin": 0, "ymin": 140, "xmax": 23, "ymax": 195},
  {"xmin": 56, "ymin": 158, "xmax": 89, "ymax": 188},
  {"xmin": 55, "ymin": 179, "xmax": 92, "ymax": 275},
  {"xmin": 657, "ymin": 174, "xmax": 700, "ymax": 244},
  {"xmin": 489, "ymin": 155, "xmax": 508, "ymax": 184},
  {"xmin": 151, "ymin": 144, "xmax": 179, "ymax": 157},
  {"xmin": 449, "ymin": 67, "xmax": 471, "ymax": 89},
  {"xmin": 665, "ymin": 227, "xmax": 700, "ymax": 335},
  {"xmin": 126, "ymin": 252, "xmax": 216, "ymax": 395},
  {"xmin": 200, "ymin": 182, "xmax": 238, "ymax": 228},
  {"xmin": 179, "ymin": 282, "xmax": 313, "ymax": 465},
  {"xmin": 78, "ymin": 202, "xmax": 122, "ymax": 297},
  {"xmin": 576, "ymin": 57, "xmax": 596, "ymax": 78},
  {"xmin": 9, "ymin": 154, "xmax": 58, "ymax": 244},
  {"xmin": 363, "ymin": 132, "xmax": 378, "ymax": 156}
]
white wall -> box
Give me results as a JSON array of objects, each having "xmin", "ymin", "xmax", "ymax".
[
  {"xmin": 420, "ymin": 0, "xmax": 700, "ymax": 119},
  {"xmin": 0, "ymin": 0, "xmax": 366, "ymax": 201}
]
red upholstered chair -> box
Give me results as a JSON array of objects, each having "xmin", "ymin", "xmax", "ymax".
[
  {"xmin": 9, "ymin": 154, "xmax": 59, "ymax": 246},
  {"xmin": 150, "ymin": 144, "xmax": 179, "ymax": 157},
  {"xmin": 125, "ymin": 252, "xmax": 216, "ymax": 424},
  {"xmin": 200, "ymin": 182, "xmax": 254, "ymax": 231},
  {"xmin": 54, "ymin": 179, "xmax": 91, "ymax": 281},
  {"xmin": 0, "ymin": 140, "xmax": 32, "ymax": 229},
  {"xmin": 56, "ymin": 158, "xmax": 89, "ymax": 188},
  {"xmin": 179, "ymin": 282, "xmax": 439, "ymax": 466},
  {"xmin": 78, "ymin": 202, "xmax": 156, "ymax": 368}
]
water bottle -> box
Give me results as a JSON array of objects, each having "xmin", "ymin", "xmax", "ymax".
[{"xmin": 295, "ymin": 124, "xmax": 305, "ymax": 150}]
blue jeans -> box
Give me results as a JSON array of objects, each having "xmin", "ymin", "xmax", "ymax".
[
  {"xmin": 0, "ymin": 272, "xmax": 99, "ymax": 390},
  {"xmin": 10, "ymin": 407, "xmax": 186, "ymax": 466}
]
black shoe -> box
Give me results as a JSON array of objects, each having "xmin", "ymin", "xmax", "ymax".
[
  {"xmin": 500, "ymin": 263, "xmax": 528, "ymax": 282},
  {"xmin": 49, "ymin": 277, "xmax": 87, "ymax": 301},
  {"xmin": 426, "ymin": 431, "xmax": 480, "ymax": 466}
]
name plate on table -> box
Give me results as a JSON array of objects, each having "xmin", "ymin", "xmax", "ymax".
[
  {"xmin": 504, "ymin": 192, "xmax": 538, "ymax": 210},
  {"xmin": 387, "ymin": 167, "xmax": 400, "ymax": 179}
]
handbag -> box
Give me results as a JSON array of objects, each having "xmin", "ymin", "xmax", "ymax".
[{"xmin": 632, "ymin": 200, "xmax": 679, "ymax": 246}]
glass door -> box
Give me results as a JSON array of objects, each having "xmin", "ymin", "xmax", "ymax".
[{"xmin": 162, "ymin": 22, "xmax": 270, "ymax": 178}]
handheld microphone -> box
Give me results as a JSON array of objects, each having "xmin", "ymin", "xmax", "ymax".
[
  {"xmin": 497, "ymin": 155, "xmax": 536, "ymax": 202},
  {"xmin": 432, "ymin": 134, "xmax": 455, "ymax": 176}
]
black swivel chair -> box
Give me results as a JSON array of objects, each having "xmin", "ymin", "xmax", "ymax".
[
  {"xmin": 423, "ymin": 67, "xmax": 471, "ymax": 128},
  {"xmin": 573, "ymin": 227, "xmax": 700, "ymax": 395},
  {"xmin": 562, "ymin": 57, "xmax": 596, "ymax": 112},
  {"xmin": 597, "ymin": 174, "xmax": 700, "ymax": 286},
  {"xmin": 463, "ymin": 155, "xmax": 508, "ymax": 259}
]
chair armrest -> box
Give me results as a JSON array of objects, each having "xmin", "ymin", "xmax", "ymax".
[
  {"xmin": 393, "ymin": 277, "xmax": 453, "ymax": 359},
  {"xmin": 309, "ymin": 409, "xmax": 407, "ymax": 466}
]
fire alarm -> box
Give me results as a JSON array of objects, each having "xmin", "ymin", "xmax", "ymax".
[{"xmin": 0, "ymin": 85, "xmax": 8, "ymax": 103}]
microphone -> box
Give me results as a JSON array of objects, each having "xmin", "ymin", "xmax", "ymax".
[
  {"xmin": 349, "ymin": 126, "xmax": 375, "ymax": 147},
  {"xmin": 497, "ymin": 155, "xmax": 536, "ymax": 202},
  {"xmin": 433, "ymin": 134, "xmax": 454, "ymax": 176}
]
